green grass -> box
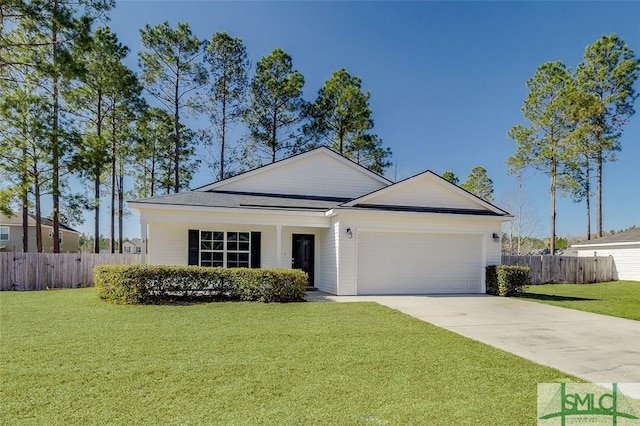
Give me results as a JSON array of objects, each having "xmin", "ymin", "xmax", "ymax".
[
  {"xmin": 519, "ymin": 281, "xmax": 640, "ymax": 321},
  {"xmin": 1, "ymin": 289, "xmax": 576, "ymax": 425}
]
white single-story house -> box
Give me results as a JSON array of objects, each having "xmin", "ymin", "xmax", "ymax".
[
  {"xmin": 572, "ymin": 228, "xmax": 640, "ymax": 281},
  {"xmin": 128, "ymin": 147, "xmax": 512, "ymax": 295}
]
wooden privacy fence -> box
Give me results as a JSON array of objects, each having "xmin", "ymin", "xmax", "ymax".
[
  {"xmin": 501, "ymin": 255, "xmax": 615, "ymax": 284},
  {"xmin": 0, "ymin": 253, "xmax": 141, "ymax": 291}
]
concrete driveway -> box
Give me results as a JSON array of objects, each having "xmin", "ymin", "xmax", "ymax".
[{"xmin": 307, "ymin": 292, "xmax": 640, "ymax": 396}]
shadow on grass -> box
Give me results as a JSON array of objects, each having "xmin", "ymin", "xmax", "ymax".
[{"xmin": 517, "ymin": 293, "xmax": 598, "ymax": 302}]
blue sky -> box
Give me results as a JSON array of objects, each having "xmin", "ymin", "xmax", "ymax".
[{"xmin": 83, "ymin": 1, "xmax": 639, "ymax": 240}]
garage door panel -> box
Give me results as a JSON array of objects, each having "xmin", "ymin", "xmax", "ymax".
[{"xmin": 357, "ymin": 232, "xmax": 482, "ymax": 294}]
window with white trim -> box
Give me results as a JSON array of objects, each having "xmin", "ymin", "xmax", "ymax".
[
  {"xmin": 48, "ymin": 228, "xmax": 63, "ymax": 244},
  {"xmin": 0, "ymin": 226, "xmax": 9, "ymax": 241},
  {"xmin": 200, "ymin": 231, "xmax": 250, "ymax": 268}
]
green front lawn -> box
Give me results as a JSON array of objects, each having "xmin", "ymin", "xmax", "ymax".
[
  {"xmin": 0, "ymin": 289, "xmax": 575, "ymax": 425},
  {"xmin": 519, "ymin": 281, "xmax": 640, "ymax": 321}
]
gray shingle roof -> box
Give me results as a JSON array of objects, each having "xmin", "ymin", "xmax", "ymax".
[
  {"xmin": 574, "ymin": 228, "xmax": 640, "ymax": 245},
  {"xmin": 0, "ymin": 212, "xmax": 79, "ymax": 233},
  {"xmin": 129, "ymin": 190, "xmax": 509, "ymax": 217},
  {"xmin": 33, "ymin": 215, "xmax": 79, "ymax": 233},
  {"xmin": 129, "ymin": 190, "xmax": 350, "ymax": 211}
]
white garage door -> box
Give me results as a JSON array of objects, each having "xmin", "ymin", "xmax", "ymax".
[{"xmin": 357, "ymin": 232, "xmax": 483, "ymax": 294}]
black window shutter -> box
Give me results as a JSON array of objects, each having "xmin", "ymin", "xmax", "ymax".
[
  {"xmin": 250, "ymin": 232, "xmax": 261, "ymax": 268},
  {"xmin": 188, "ymin": 229, "xmax": 199, "ymax": 265}
]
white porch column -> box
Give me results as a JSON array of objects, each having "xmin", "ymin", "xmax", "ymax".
[
  {"xmin": 276, "ymin": 225, "xmax": 282, "ymax": 267},
  {"xmin": 140, "ymin": 219, "xmax": 148, "ymax": 264}
]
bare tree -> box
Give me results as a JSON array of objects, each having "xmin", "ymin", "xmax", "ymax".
[{"xmin": 500, "ymin": 180, "xmax": 543, "ymax": 255}]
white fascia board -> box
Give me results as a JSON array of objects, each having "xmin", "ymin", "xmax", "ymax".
[
  {"xmin": 572, "ymin": 241, "xmax": 640, "ymax": 249},
  {"xmin": 326, "ymin": 207, "xmax": 512, "ymax": 221},
  {"xmin": 129, "ymin": 202, "xmax": 328, "ymax": 217},
  {"xmin": 132, "ymin": 203, "xmax": 331, "ymax": 228}
]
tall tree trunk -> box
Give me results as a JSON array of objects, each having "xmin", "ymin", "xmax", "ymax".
[
  {"xmin": 596, "ymin": 149, "xmax": 603, "ymax": 238},
  {"xmin": 31, "ymin": 155, "xmax": 43, "ymax": 252},
  {"xmin": 585, "ymin": 154, "xmax": 591, "ymax": 240},
  {"xmin": 110, "ymin": 111, "xmax": 116, "ymax": 253},
  {"xmin": 550, "ymin": 160, "xmax": 556, "ymax": 255},
  {"xmin": 271, "ymin": 108, "xmax": 277, "ymax": 163},
  {"xmin": 51, "ymin": 1, "xmax": 61, "ymax": 253},
  {"xmin": 21, "ymin": 188, "xmax": 28, "ymax": 252},
  {"xmin": 118, "ymin": 166, "xmax": 124, "ymax": 254},
  {"xmin": 21, "ymin": 144, "xmax": 28, "ymax": 252},
  {"xmin": 94, "ymin": 172, "xmax": 100, "ymax": 253},
  {"xmin": 220, "ymin": 90, "xmax": 226, "ymax": 180},
  {"xmin": 150, "ymin": 156, "xmax": 155, "ymax": 197},
  {"xmin": 94, "ymin": 93, "xmax": 102, "ymax": 254},
  {"xmin": 34, "ymin": 173, "xmax": 42, "ymax": 253},
  {"xmin": 174, "ymin": 75, "xmax": 180, "ymax": 193}
]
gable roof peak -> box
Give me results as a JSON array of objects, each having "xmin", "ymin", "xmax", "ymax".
[
  {"xmin": 341, "ymin": 169, "xmax": 510, "ymax": 216},
  {"xmin": 195, "ymin": 146, "xmax": 391, "ymax": 192}
]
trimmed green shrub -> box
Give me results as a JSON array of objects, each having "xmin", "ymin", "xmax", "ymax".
[
  {"xmin": 497, "ymin": 265, "xmax": 530, "ymax": 296},
  {"xmin": 94, "ymin": 265, "xmax": 308, "ymax": 304},
  {"xmin": 485, "ymin": 265, "xmax": 498, "ymax": 296}
]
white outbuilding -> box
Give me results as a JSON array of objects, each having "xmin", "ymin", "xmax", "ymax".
[{"xmin": 572, "ymin": 228, "xmax": 640, "ymax": 281}]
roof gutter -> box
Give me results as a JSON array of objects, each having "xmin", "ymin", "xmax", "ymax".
[
  {"xmin": 128, "ymin": 201, "xmax": 329, "ymax": 217},
  {"xmin": 326, "ymin": 207, "xmax": 513, "ymax": 220}
]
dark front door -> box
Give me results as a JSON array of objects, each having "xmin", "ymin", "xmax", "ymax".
[{"xmin": 292, "ymin": 234, "xmax": 315, "ymax": 286}]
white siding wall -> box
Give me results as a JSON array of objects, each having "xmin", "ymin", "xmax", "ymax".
[
  {"xmin": 334, "ymin": 210, "xmax": 505, "ymax": 295},
  {"xmin": 147, "ymin": 221, "xmax": 277, "ymax": 267},
  {"xmin": 486, "ymin": 229, "xmax": 502, "ymax": 265},
  {"xmin": 213, "ymin": 151, "xmax": 387, "ymax": 198},
  {"xmin": 337, "ymin": 220, "xmax": 357, "ymax": 295},
  {"xmin": 146, "ymin": 219, "xmax": 335, "ymax": 286},
  {"xmin": 577, "ymin": 246, "xmax": 640, "ymax": 281},
  {"xmin": 317, "ymin": 221, "xmax": 338, "ymax": 294},
  {"xmin": 144, "ymin": 210, "xmax": 504, "ymax": 294},
  {"xmin": 358, "ymin": 174, "xmax": 484, "ymax": 210},
  {"xmin": 147, "ymin": 221, "xmax": 186, "ymax": 265}
]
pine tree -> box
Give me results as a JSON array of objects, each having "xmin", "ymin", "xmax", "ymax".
[
  {"xmin": 508, "ymin": 62, "xmax": 576, "ymax": 255},
  {"xmin": 243, "ymin": 48, "xmax": 305, "ymax": 165},
  {"xmin": 202, "ymin": 32, "xmax": 249, "ymax": 180},
  {"xmin": 575, "ymin": 34, "xmax": 639, "ymax": 237},
  {"xmin": 461, "ymin": 166, "xmax": 494, "ymax": 202},
  {"xmin": 139, "ymin": 21, "xmax": 206, "ymax": 193},
  {"xmin": 441, "ymin": 171, "xmax": 459, "ymax": 185},
  {"xmin": 304, "ymin": 68, "xmax": 392, "ymax": 173}
]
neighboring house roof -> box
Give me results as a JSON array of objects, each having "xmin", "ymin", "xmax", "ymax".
[
  {"xmin": 0, "ymin": 212, "xmax": 79, "ymax": 234},
  {"xmin": 34, "ymin": 215, "xmax": 80, "ymax": 234},
  {"xmin": 572, "ymin": 228, "xmax": 640, "ymax": 247}
]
